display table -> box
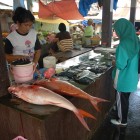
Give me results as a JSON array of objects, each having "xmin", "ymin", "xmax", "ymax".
[
  {"xmin": 0, "ymin": 51, "xmax": 115, "ymax": 140},
  {"xmin": 39, "ymin": 46, "xmax": 92, "ymax": 68},
  {"xmin": 54, "ymin": 47, "xmax": 92, "ymax": 62}
]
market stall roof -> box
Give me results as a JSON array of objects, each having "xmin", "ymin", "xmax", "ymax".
[
  {"xmin": 93, "ymin": 7, "xmax": 140, "ymax": 21},
  {"xmin": 93, "ymin": 0, "xmax": 140, "ymax": 21},
  {"xmin": 0, "ymin": 0, "xmax": 102, "ymax": 18},
  {"xmin": 35, "ymin": 15, "xmax": 69, "ymax": 25},
  {"xmin": 1, "ymin": 0, "xmax": 139, "ymax": 22},
  {"xmin": 38, "ymin": 0, "xmax": 84, "ymax": 20}
]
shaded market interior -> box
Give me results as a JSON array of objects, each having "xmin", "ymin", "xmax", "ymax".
[{"xmin": 0, "ymin": 0, "xmax": 140, "ymax": 140}]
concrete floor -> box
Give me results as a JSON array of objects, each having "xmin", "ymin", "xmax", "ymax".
[{"xmin": 91, "ymin": 79, "xmax": 140, "ymax": 140}]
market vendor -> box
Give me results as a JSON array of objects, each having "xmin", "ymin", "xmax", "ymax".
[
  {"xmin": 78, "ymin": 19, "xmax": 94, "ymax": 46},
  {"xmin": 49, "ymin": 23, "xmax": 73, "ymax": 54},
  {"xmin": 4, "ymin": 7, "xmax": 41, "ymax": 66}
]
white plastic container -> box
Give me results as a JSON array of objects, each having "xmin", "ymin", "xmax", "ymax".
[{"xmin": 43, "ymin": 56, "xmax": 57, "ymax": 68}]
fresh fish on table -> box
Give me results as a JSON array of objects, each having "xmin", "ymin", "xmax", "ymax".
[
  {"xmin": 8, "ymin": 84, "xmax": 96, "ymax": 131},
  {"xmin": 34, "ymin": 78, "xmax": 109, "ymax": 112}
]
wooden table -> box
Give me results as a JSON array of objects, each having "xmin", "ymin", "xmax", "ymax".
[
  {"xmin": 39, "ymin": 46, "xmax": 92, "ymax": 68},
  {"xmin": 53, "ymin": 47, "xmax": 92, "ymax": 62},
  {"xmin": 0, "ymin": 52, "xmax": 115, "ymax": 140}
]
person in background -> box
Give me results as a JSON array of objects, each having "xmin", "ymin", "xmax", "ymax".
[
  {"xmin": 50, "ymin": 23, "xmax": 73, "ymax": 53},
  {"xmin": 78, "ymin": 19, "xmax": 94, "ymax": 46},
  {"xmin": 111, "ymin": 18, "xmax": 140, "ymax": 126},
  {"xmin": 70, "ymin": 26, "xmax": 77, "ymax": 35},
  {"xmin": 4, "ymin": 7, "xmax": 41, "ymax": 66}
]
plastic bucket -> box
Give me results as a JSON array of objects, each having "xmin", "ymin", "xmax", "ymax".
[
  {"xmin": 43, "ymin": 56, "xmax": 56, "ymax": 68},
  {"xmin": 11, "ymin": 62, "xmax": 35, "ymax": 83}
]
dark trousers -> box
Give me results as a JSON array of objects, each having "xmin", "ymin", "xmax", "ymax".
[{"xmin": 115, "ymin": 90, "xmax": 131, "ymax": 123}]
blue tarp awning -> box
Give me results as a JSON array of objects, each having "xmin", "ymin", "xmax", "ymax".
[
  {"xmin": 82, "ymin": 19, "xmax": 102, "ymax": 26},
  {"xmin": 79, "ymin": 0, "xmax": 118, "ymax": 17}
]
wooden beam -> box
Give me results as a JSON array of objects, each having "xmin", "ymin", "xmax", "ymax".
[
  {"xmin": 101, "ymin": 0, "xmax": 113, "ymax": 47},
  {"xmin": 0, "ymin": 22, "xmax": 10, "ymax": 97},
  {"xmin": 129, "ymin": 0, "xmax": 137, "ymax": 25}
]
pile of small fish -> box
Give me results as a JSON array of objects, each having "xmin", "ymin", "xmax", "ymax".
[{"xmin": 8, "ymin": 69, "xmax": 109, "ymax": 131}]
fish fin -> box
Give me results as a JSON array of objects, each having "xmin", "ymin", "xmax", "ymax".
[
  {"xmin": 90, "ymin": 97, "xmax": 109, "ymax": 112},
  {"xmin": 94, "ymin": 97, "xmax": 110, "ymax": 103},
  {"xmin": 90, "ymin": 100, "xmax": 101, "ymax": 112},
  {"xmin": 78, "ymin": 109, "xmax": 96, "ymax": 120},
  {"xmin": 74, "ymin": 111, "xmax": 90, "ymax": 131}
]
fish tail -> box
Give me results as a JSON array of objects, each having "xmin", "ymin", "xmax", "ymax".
[
  {"xmin": 74, "ymin": 111, "xmax": 90, "ymax": 131},
  {"xmin": 90, "ymin": 97, "xmax": 109, "ymax": 112},
  {"xmin": 90, "ymin": 100, "xmax": 101, "ymax": 112},
  {"xmin": 74, "ymin": 109, "xmax": 96, "ymax": 131},
  {"xmin": 78, "ymin": 109, "xmax": 96, "ymax": 120}
]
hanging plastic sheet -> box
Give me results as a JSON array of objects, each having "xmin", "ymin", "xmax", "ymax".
[
  {"xmin": 38, "ymin": 0, "xmax": 84, "ymax": 20},
  {"xmin": 79, "ymin": 0, "xmax": 98, "ymax": 17},
  {"xmin": 27, "ymin": 0, "xmax": 33, "ymax": 11},
  {"xmin": 82, "ymin": 19, "xmax": 102, "ymax": 26},
  {"xmin": 79, "ymin": 0, "xmax": 118, "ymax": 17},
  {"xmin": 13, "ymin": 0, "xmax": 25, "ymax": 10},
  {"xmin": 113, "ymin": 0, "xmax": 118, "ymax": 10}
]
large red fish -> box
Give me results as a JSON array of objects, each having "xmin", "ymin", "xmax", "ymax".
[
  {"xmin": 8, "ymin": 84, "xmax": 96, "ymax": 131},
  {"xmin": 34, "ymin": 78, "xmax": 109, "ymax": 112}
]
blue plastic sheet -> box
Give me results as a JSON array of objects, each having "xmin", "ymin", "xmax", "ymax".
[
  {"xmin": 79, "ymin": 0, "xmax": 98, "ymax": 17},
  {"xmin": 79, "ymin": 0, "xmax": 118, "ymax": 17},
  {"xmin": 13, "ymin": 0, "xmax": 25, "ymax": 10},
  {"xmin": 33, "ymin": 68, "xmax": 48, "ymax": 79},
  {"xmin": 82, "ymin": 19, "xmax": 102, "ymax": 26},
  {"xmin": 113, "ymin": 0, "xmax": 118, "ymax": 10}
]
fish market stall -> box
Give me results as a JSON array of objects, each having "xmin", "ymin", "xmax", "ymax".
[
  {"xmin": 0, "ymin": 50, "xmax": 115, "ymax": 140},
  {"xmin": 54, "ymin": 47, "xmax": 92, "ymax": 63},
  {"xmin": 39, "ymin": 47, "xmax": 92, "ymax": 68}
]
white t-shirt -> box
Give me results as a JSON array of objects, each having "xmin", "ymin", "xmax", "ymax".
[{"xmin": 7, "ymin": 29, "xmax": 37, "ymax": 61}]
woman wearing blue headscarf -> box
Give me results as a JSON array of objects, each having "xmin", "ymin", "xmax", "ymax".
[{"xmin": 111, "ymin": 18, "xmax": 140, "ymax": 126}]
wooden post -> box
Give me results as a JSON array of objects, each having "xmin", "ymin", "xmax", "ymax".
[
  {"xmin": 101, "ymin": 0, "xmax": 113, "ymax": 47},
  {"xmin": 0, "ymin": 22, "xmax": 10, "ymax": 97},
  {"xmin": 129, "ymin": 0, "xmax": 136, "ymax": 25}
]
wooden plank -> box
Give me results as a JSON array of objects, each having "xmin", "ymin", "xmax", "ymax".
[
  {"xmin": 0, "ymin": 22, "xmax": 10, "ymax": 97},
  {"xmin": 0, "ymin": 104, "xmax": 24, "ymax": 139},
  {"xmin": 101, "ymin": 0, "xmax": 113, "ymax": 47},
  {"xmin": 130, "ymin": 0, "xmax": 136, "ymax": 24},
  {"xmin": 21, "ymin": 113, "xmax": 47, "ymax": 140},
  {"xmin": 0, "ymin": 100, "xmax": 47, "ymax": 140}
]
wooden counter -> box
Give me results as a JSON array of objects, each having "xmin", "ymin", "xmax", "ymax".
[
  {"xmin": 54, "ymin": 47, "xmax": 92, "ymax": 62},
  {"xmin": 0, "ymin": 52, "xmax": 115, "ymax": 140},
  {"xmin": 39, "ymin": 47, "xmax": 92, "ymax": 68}
]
